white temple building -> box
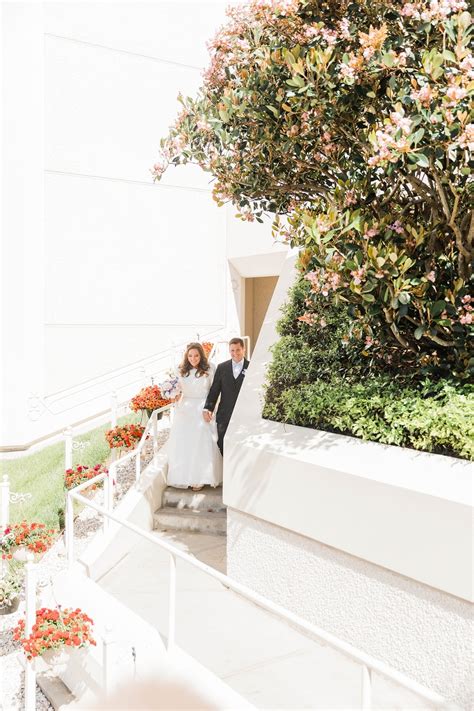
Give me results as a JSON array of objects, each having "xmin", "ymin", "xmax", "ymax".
[{"xmin": 1, "ymin": 0, "xmax": 286, "ymax": 451}]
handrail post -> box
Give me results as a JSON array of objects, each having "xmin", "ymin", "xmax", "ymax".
[
  {"xmin": 103, "ymin": 473, "xmax": 110, "ymax": 535},
  {"xmin": 110, "ymin": 390, "xmax": 118, "ymax": 429},
  {"xmin": 102, "ymin": 625, "xmax": 114, "ymax": 695},
  {"xmin": 361, "ymin": 665, "xmax": 372, "ymax": 710},
  {"xmin": 135, "ymin": 451, "xmax": 141, "ymax": 483},
  {"xmin": 152, "ymin": 411, "xmax": 158, "ymax": 456},
  {"xmin": 108, "ymin": 465, "xmax": 114, "ymax": 513},
  {"xmin": 24, "ymin": 553, "xmax": 37, "ymax": 711},
  {"xmin": 66, "ymin": 492, "xmax": 74, "ymax": 569},
  {"xmin": 1, "ymin": 473, "xmax": 10, "ymax": 530},
  {"xmin": 168, "ymin": 553, "xmax": 176, "ymax": 650},
  {"xmin": 64, "ymin": 426, "xmax": 73, "ymax": 470}
]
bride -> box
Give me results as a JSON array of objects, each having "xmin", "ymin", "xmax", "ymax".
[{"xmin": 167, "ymin": 342, "xmax": 222, "ymax": 490}]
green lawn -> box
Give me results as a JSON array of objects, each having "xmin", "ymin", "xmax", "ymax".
[{"xmin": 1, "ymin": 414, "xmax": 140, "ymax": 529}]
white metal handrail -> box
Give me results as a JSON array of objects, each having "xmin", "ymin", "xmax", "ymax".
[
  {"xmin": 65, "ymin": 480, "xmax": 449, "ymax": 710},
  {"xmin": 65, "ymin": 404, "xmax": 172, "ymax": 544},
  {"xmin": 45, "ymin": 328, "xmax": 223, "ymax": 404},
  {"xmin": 27, "ymin": 328, "xmax": 225, "ymax": 427}
]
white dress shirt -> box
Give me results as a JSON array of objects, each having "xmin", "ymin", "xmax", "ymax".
[{"xmin": 232, "ymin": 358, "xmax": 244, "ymax": 379}]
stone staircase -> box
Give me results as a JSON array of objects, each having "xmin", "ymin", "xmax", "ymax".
[{"xmin": 153, "ymin": 486, "xmax": 227, "ymax": 535}]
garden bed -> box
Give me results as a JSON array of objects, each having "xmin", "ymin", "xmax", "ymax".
[{"xmin": 263, "ymin": 278, "xmax": 473, "ymax": 461}]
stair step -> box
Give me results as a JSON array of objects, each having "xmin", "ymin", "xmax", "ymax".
[
  {"xmin": 154, "ymin": 507, "xmax": 227, "ymax": 536},
  {"xmin": 163, "ymin": 486, "xmax": 226, "ymax": 513}
]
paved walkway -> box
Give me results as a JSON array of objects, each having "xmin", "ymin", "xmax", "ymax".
[{"xmin": 97, "ymin": 529, "xmax": 429, "ymax": 710}]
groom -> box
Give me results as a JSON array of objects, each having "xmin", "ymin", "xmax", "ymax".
[{"xmin": 203, "ymin": 337, "xmax": 249, "ymax": 455}]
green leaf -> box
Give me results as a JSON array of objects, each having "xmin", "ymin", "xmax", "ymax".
[
  {"xmin": 266, "ymin": 105, "xmax": 279, "ymax": 117},
  {"xmin": 414, "ymin": 153, "xmax": 429, "ymax": 167},
  {"xmin": 442, "ymin": 50, "xmax": 456, "ymax": 62},
  {"xmin": 398, "ymin": 292, "xmax": 411, "ymax": 305},
  {"xmin": 382, "ymin": 53, "xmax": 395, "ymax": 67},
  {"xmin": 400, "ymin": 258, "xmax": 415, "ymax": 273},
  {"xmin": 411, "ymin": 128, "xmax": 425, "ymax": 146},
  {"xmin": 414, "ymin": 326, "xmax": 425, "ymax": 340},
  {"xmin": 431, "ymin": 300, "xmax": 446, "ymax": 318}
]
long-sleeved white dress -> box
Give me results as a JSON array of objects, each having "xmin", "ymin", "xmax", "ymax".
[{"xmin": 166, "ymin": 366, "xmax": 222, "ymax": 488}]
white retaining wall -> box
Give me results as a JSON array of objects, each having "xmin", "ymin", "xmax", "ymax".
[{"xmin": 224, "ymin": 252, "xmax": 474, "ymax": 709}]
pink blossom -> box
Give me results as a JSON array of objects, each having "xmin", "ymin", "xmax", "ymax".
[
  {"xmin": 426, "ymin": 271, "xmax": 436, "ymax": 282},
  {"xmin": 390, "ymin": 112, "xmax": 412, "ymax": 135},
  {"xmin": 457, "ymin": 124, "xmax": 474, "ymax": 151},
  {"xmin": 338, "ymin": 18, "xmax": 351, "ymax": 39},
  {"xmin": 321, "ymin": 28, "xmax": 338, "ymax": 46},
  {"xmin": 460, "ymin": 54, "xmax": 474, "ymax": 79},
  {"xmin": 344, "ymin": 190, "xmax": 357, "ymax": 206},
  {"xmin": 411, "ymin": 84, "xmax": 434, "ymax": 106},
  {"xmin": 389, "ymin": 220, "xmax": 404, "ymax": 234},
  {"xmin": 339, "ymin": 63, "xmax": 356, "ymax": 79},
  {"xmin": 462, "ymin": 295, "xmax": 472, "ymax": 304},
  {"xmin": 150, "ymin": 161, "xmax": 167, "ymax": 179},
  {"xmin": 363, "ymin": 227, "xmax": 379, "ymax": 239},
  {"xmin": 401, "ymin": 3, "xmax": 420, "ymax": 18},
  {"xmin": 239, "ymin": 206, "xmax": 255, "ymax": 222},
  {"xmin": 350, "ymin": 267, "xmax": 366, "ymax": 285},
  {"xmin": 460, "ymin": 313, "xmax": 473, "ymax": 325},
  {"xmin": 445, "ymin": 85, "xmax": 467, "ymax": 105}
]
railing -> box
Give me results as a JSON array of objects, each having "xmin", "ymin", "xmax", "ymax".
[
  {"xmin": 64, "ymin": 475, "xmax": 449, "ymax": 710},
  {"xmin": 0, "ymin": 475, "xmax": 32, "ymax": 532},
  {"xmin": 19, "ymin": 407, "xmax": 173, "ymax": 711},
  {"xmin": 21, "ymin": 553, "xmax": 115, "ymax": 711},
  {"xmin": 27, "ymin": 328, "xmax": 224, "ymax": 423},
  {"xmin": 10, "ymin": 330, "xmax": 248, "ymax": 456},
  {"xmin": 65, "ymin": 404, "xmax": 172, "ymax": 544}
]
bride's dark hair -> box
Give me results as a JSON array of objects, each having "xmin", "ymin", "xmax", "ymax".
[{"xmin": 179, "ymin": 342, "xmax": 210, "ymax": 378}]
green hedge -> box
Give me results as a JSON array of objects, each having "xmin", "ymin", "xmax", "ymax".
[{"xmin": 263, "ymin": 279, "xmax": 474, "ymax": 461}]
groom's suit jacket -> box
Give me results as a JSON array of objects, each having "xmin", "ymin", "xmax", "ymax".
[{"xmin": 204, "ymin": 358, "xmax": 249, "ymax": 453}]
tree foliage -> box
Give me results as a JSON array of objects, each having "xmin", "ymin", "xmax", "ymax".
[{"xmin": 154, "ymin": 0, "xmax": 473, "ymax": 377}]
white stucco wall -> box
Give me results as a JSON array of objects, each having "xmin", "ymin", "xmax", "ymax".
[
  {"xmin": 227, "ymin": 510, "xmax": 473, "ymax": 709},
  {"xmin": 1, "ymin": 1, "xmax": 281, "ymax": 447},
  {"xmin": 224, "ymin": 252, "xmax": 474, "ymax": 709}
]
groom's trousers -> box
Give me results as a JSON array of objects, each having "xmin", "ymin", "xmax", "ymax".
[{"xmin": 216, "ymin": 419, "xmax": 228, "ymax": 456}]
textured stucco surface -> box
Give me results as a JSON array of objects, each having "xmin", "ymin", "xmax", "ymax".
[{"xmin": 227, "ymin": 508, "xmax": 473, "ymax": 710}]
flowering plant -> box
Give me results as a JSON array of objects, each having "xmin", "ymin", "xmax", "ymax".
[
  {"xmin": 105, "ymin": 423, "xmax": 145, "ymax": 449},
  {"xmin": 1, "ymin": 522, "xmax": 57, "ymax": 557},
  {"xmin": 154, "ymin": 0, "xmax": 473, "ymax": 378},
  {"xmin": 201, "ymin": 342, "xmax": 214, "ymax": 358},
  {"xmin": 0, "ymin": 560, "xmax": 23, "ymax": 608},
  {"xmin": 129, "ymin": 385, "xmax": 173, "ymax": 414},
  {"xmin": 64, "ymin": 464, "xmax": 107, "ymax": 492},
  {"xmin": 158, "ymin": 374, "xmax": 181, "ymax": 400},
  {"xmin": 13, "ymin": 606, "xmax": 96, "ymax": 659}
]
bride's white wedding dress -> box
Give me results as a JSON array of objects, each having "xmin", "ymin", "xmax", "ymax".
[{"xmin": 167, "ymin": 365, "xmax": 222, "ymax": 488}]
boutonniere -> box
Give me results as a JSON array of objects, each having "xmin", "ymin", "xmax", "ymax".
[{"xmin": 241, "ymin": 369, "xmax": 247, "ymax": 377}]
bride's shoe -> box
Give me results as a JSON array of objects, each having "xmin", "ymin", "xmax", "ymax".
[{"xmin": 192, "ymin": 486, "xmax": 204, "ymax": 491}]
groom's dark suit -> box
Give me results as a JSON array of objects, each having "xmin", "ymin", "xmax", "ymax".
[{"xmin": 204, "ymin": 358, "xmax": 249, "ymax": 455}]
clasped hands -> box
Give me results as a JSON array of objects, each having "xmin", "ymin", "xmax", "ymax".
[{"xmin": 202, "ymin": 410, "xmax": 213, "ymax": 423}]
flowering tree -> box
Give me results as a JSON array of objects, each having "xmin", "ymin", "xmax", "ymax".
[{"xmin": 154, "ymin": 0, "xmax": 473, "ymax": 377}]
